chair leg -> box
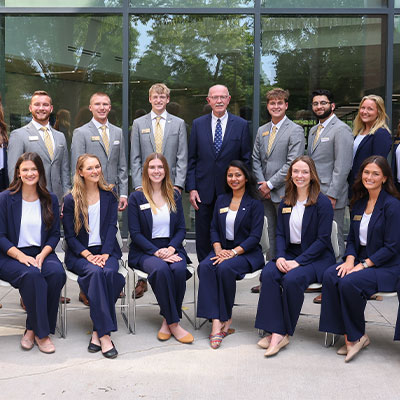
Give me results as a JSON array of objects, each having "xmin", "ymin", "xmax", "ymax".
[{"xmin": 132, "ymin": 272, "xmax": 137, "ymax": 334}]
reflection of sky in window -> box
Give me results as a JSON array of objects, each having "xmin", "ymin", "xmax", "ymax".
[
  {"xmin": 261, "ymin": 55, "xmax": 276, "ymax": 85},
  {"xmin": 130, "ymin": 20, "xmax": 153, "ymax": 67}
]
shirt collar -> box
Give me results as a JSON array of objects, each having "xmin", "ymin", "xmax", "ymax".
[
  {"xmin": 31, "ymin": 120, "xmax": 51, "ymax": 132},
  {"xmin": 211, "ymin": 111, "xmax": 228, "ymax": 123},
  {"xmin": 271, "ymin": 115, "xmax": 287, "ymax": 130},
  {"xmin": 151, "ymin": 110, "xmax": 167, "ymax": 120},
  {"xmin": 320, "ymin": 113, "xmax": 335, "ymax": 129},
  {"xmin": 91, "ymin": 117, "xmax": 109, "ymax": 130}
]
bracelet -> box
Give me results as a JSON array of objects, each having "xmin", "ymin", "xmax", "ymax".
[
  {"xmin": 231, "ymin": 249, "xmax": 238, "ymax": 257},
  {"xmin": 86, "ymin": 253, "xmax": 92, "ymax": 259}
]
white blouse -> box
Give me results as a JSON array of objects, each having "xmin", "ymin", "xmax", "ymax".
[
  {"xmin": 152, "ymin": 204, "xmax": 170, "ymax": 239},
  {"xmin": 18, "ymin": 199, "xmax": 42, "ymax": 248},
  {"xmin": 359, "ymin": 212, "xmax": 371, "ymax": 246},
  {"xmin": 353, "ymin": 134, "xmax": 365, "ymax": 159},
  {"xmin": 225, "ymin": 209, "xmax": 237, "ymax": 241},
  {"xmin": 88, "ymin": 201, "xmax": 102, "ymax": 247},
  {"xmin": 289, "ymin": 200, "xmax": 306, "ymax": 244}
]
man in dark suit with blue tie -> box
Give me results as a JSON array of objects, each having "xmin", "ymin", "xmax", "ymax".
[{"xmin": 186, "ymin": 84, "xmax": 251, "ymax": 262}]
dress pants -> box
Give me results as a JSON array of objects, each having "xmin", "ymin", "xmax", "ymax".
[
  {"xmin": 263, "ymin": 199, "xmax": 279, "ymax": 260},
  {"xmin": 333, "ymin": 207, "xmax": 346, "ymax": 260},
  {"xmin": 195, "ymin": 198, "xmax": 216, "ymax": 263},
  {"xmin": 0, "ymin": 246, "xmax": 66, "ymax": 338},
  {"xmin": 135, "ymin": 238, "xmax": 188, "ymax": 325},
  {"xmin": 67, "ymin": 246, "xmax": 125, "ymax": 338},
  {"xmin": 255, "ymin": 244, "xmax": 320, "ymax": 336},
  {"xmin": 197, "ymin": 249, "xmax": 252, "ymax": 322}
]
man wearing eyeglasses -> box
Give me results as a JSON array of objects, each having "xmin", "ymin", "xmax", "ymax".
[
  {"xmin": 308, "ymin": 89, "xmax": 353, "ymax": 267},
  {"xmin": 187, "ymin": 84, "xmax": 251, "ymax": 262}
]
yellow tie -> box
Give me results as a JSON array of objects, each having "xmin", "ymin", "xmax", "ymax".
[
  {"xmin": 312, "ymin": 124, "xmax": 324, "ymax": 150},
  {"xmin": 41, "ymin": 127, "xmax": 54, "ymax": 160},
  {"xmin": 267, "ymin": 126, "xmax": 277, "ymax": 156},
  {"xmin": 100, "ymin": 125, "xmax": 109, "ymax": 156},
  {"xmin": 154, "ymin": 116, "xmax": 163, "ymax": 153}
]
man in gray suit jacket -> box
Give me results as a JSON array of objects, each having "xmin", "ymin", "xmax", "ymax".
[
  {"xmin": 8, "ymin": 90, "xmax": 70, "ymax": 204},
  {"xmin": 71, "ymin": 92, "xmax": 128, "ymax": 211},
  {"xmin": 130, "ymin": 83, "xmax": 188, "ymax": 191},
  {"xmin": 253, "ymin": 88, "xmax": 305, "ymax": 263},
  {"xmin": 308, "ymin": 89, "xmax": 353, "ymax": 259}
]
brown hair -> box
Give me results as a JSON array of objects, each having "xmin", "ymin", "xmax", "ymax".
[
  {"xmin": 284, "ymin": 155, "xmax": 320, "ymax": 207},
  {"xmin": 89, "ymin": 92, "xmax": 111, "ymax": 104},
  {"xmin": 31, "ymin": 90, "xmax": 52, "ymax": 104},
  {"xmin": 142, "ymin": 153, "xmax": 176, "ymax": 214},
  {"xmin": 266, "ymin": 88, "xmax": 289, "ymax": 103},
  {"xmin": 9, "ymin": 152, "xmax": 54, "ymax": 230}
]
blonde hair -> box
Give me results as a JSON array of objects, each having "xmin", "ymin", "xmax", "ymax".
[
  {"xmin": 353, "ymin": 94, "xmax": 390, "ymax": 136},
  {"xmin": 71, "ymin": 154, "xmax": 115, "ymax": 235},
  {"xmin": 149, "ymin": 83, "xmax": 170, "ymax": 97},
  {"xmin": 142, "ymin": 153, "xmax": 176, "ymax": 214}
]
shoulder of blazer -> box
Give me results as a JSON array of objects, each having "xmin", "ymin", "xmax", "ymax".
[
  {"xmin": 257, "ymin": 122, "xmax": 270, "ymax": 135},
  {"xmin": 216, "ymin": 192, "xmax": 232, "ymax": 207},
  {"xmin": 227, "ymin": 113, "xmax": 246, "ymax": 125},
  {"xmin": 108, "ymin": 122, "xmax": 122, "ymax": 134},
  {"xmin": 192, "ymin": 113, "xmax": 211, "ymax": 126},
  {"xmin": 167, "ymin": 113, "xmax": 184, "ymax": 124},
  {"xmin": 316, "ymin": 192, "xmax": 332, "ymax": 208},
  {"xmin": 132, "ymin": 190, "xmax": 147, "ymax": 203}
]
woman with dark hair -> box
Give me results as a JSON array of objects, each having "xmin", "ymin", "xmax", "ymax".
[
  {"xmin": 320, "ymin": 155, "xmax": 400, "ymax": 362},
  {"xmin": 0, "ymin": 152, "xmax": 65, "ymax": 353},
  {"xmin": 0, "ymin": 95, "xmax": 9, "ymax": 191},
  {"xmin": 63, "ymin": 154, "xmax": 125, "ymax": 359},
  {"xmin": 255, "ymin": 155, "xmax": 335, "ymax": 357},
  {"xmin": 197, "ymin": 160, "xmax": 264, "ymax": 349},
  {"xmin": 128, "ymin": 152, "xmax": 193, "ymax": 344}
]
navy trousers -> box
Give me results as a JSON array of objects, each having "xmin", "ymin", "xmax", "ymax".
[
  {"xmin": 197, "ymin": 251, "xmax": 251, "ymax": 321},
  {"xmin": 195, "ymin": 198, "xmax": 216, "ymax": 263},
  {"xmin": 134, "ymin": 238, "xmax": 188, "ymax": 325},
  {"xmin": 0, "ymin": 247, "xmax": 65, "ymax": 338},
  {"xmin": 67, "ymin": 246, "xmax": 125, "ymax": 338}
]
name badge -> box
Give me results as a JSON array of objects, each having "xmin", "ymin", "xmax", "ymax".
[
  {"xmin": 91, "ymin": 136, "xmax": 100, "ymax": 141},
  {"xmin": 140, "ymin": 203, "xmax": 151, "ymax": 210},
  {"xmin": 282, "ymin": 207, "xmax": 292, "ymax": 214},
  {"xmin": 353, "ymin": 215, "xmax": 362, "ymax": 221},
  {"xmin": 29, "ymin": 136, "xmax": 39, "ymax": 141},
  {"xmin": 262, "ymin": 131, "xmax": 269, "ymax": 137},
  {"xmin": 141, "ymin": 128, "xmax": 150, "ymax": 134},
  {"xmin": 113, "ymin": 140, "xmax": 120, "ymax": 145},
  {"xmin": 219, "ymin": 207, "xmax": 229, "ymax": 214},
  {"xmin": 321, "ymin": 137, "xmax": 329, "ymax": 142}
]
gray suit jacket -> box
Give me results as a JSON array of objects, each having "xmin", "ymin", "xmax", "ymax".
[
  {"xmin": 252, "ymin": 117, "xmax": 305, "ymax": 203},
  {"xmin": 7, "ymin": 122, "xmax": 70, "ymax": 203},
  {"xmin": 130, "ymin": 112, "xmax": 188, "ymax": 189},
  {"xmin": 307, "ymin": 115, "xmax": 353, "ymax": 209},
  {"xmin": 71, "ymin": 121, "xmax": 128, "ymax": 197}
]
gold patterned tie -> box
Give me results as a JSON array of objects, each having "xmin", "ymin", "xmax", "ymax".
[
  {"xmin": 41, "ymin": 127, "xmax": 54, "ymax": 160},
  {"xmin": 154, "ymin": 116, "xmax": 163, "ymax": 153},
  {"xmin": 312, "ymin": 124, "xmax": 324, "ymax": 150},
  {"xmin": 100, "ymin": 125, "xmax": 110, "ymax": 156},
  {"xmin": 267, "ymin": 126, "xmax": 277, "ymax": 156}
]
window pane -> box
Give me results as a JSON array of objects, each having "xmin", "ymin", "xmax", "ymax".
[
  {"xmin": 393, "ymin": 15, "xmax": 400, "ymax": 134},
  {"xmin": 2, "ymin": 0, "xmax": 122, "ymax": 6},
  {"xmin": 130, "ymin": 0, "xmax": 253, "ymax": 8},
  {"xmin": 262, "ymin": 0, "xmax": 386, "ymax": 7},
  {"xmin": 129, "ymin": 15, "xmax": 254, "ymax": 232},
  {"xmin": 260, "ymin": 16, "xmax": 385, "ymax": 134}
]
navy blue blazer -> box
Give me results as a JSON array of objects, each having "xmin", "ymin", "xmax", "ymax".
[
  {"xmin": 63, "ymin": 189, "xmax": 122, "ymax": 263},
  {"xmin": 0, "ymin": 146, "xmax": 9, "ymax": 191},
  {"xmin": 186, "ymin": 113, "xmax": 251, "ymax": 204},
  {"xmin": 0, "ymin": 190, "xmax": 60, "ymax": 263},
  {"xmin": 344, "ymin": 189, "xmax": 400, "ymax": 291},
  {"xmin": 276, "ymin": 193, "xmax": 335, "ymax": 281},
  {"xmin": 348, "ymin": 128, "xmax": 392, "ymax": 191},
  {"xmin": 391, "ymin": 138, "xmax": 400, "ymax": 192},
  {"xmin": 128, "ymin": 190, "xmax": 189, "ymax": 266},
  {"xmin": 210, "ymin": 192, "xmax": 264, "ymax": 272}
]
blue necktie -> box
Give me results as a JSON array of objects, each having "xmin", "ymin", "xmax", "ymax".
[{"xmin": 214, "ymin": 119, "xmax": 222, "ymax": 154}]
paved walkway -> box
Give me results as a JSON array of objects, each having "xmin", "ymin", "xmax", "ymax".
[{"xmin": 1, "ymin": 245, "xmax": 400, "ymax": 399}]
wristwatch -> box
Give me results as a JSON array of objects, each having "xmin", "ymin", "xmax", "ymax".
[
  {"xmin": 360, "ymin": 259, "xmax": 369, "ymax": 269},
  {"xmin": 231, "ymin": 249, "xmax": 238, "ymax": 257}
]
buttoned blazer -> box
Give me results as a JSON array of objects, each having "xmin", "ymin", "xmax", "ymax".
[
  {"xmin": 0, "ymin": 146, "xmax": 9, "ymax": 190},
  {"xmin": 128, "ymin": 190, "xmax": 189, "ymax": 266},
  {"xmin": 7, "ymin": 122, "xmax": 70, "ymax": 203},
  {"xmin": 209, "ymin": 192, "xmax": 264, "ymax": 272},
  {"xmin": 307, "ymin": 116, "xmax": 353, "ymax": 209},
  {"xmin": 252, "ymin": 118, "xmax": 305, "ymax": 203},
  {"xmin": 130, "ymin": 112, "xmax": 188, "ymax": 189},
  {"xmin": 71, "ymin": 121, "xmax": 128, "ymax": 197},
  {"xmin": 0, "ymin": 190, "xmax": 60, "ymax": 263},
  {"xmin": 344, "ymin": 190, "xmax": 400, "ymax": 291},
  {"xmin": 62, "ymin": 189, "xmax": 122, "ymax": 264},
  {"xmin": 348, "ymin": 127, "xmax": 392, "ymax": 190},
  {"xmin": 391, "ymin": 138, "xmax": 400, "ymax": 192},
  {"xmin": 186, "ymin": 113, "xmax": 251, "ymax": 204},
  {"xmin": 276, "ymin": 193, "xmax": 335, "ymax": 281}
]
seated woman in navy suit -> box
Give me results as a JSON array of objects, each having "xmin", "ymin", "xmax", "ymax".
[
  {"xmin": 128, "ymin": 153, "xmax": 193, "ymax": 344},
  {"xmin": 63, "ymin": 154, "xmax": 125, "ymax": 359},
  {"xmin": 0, "ymin": 152, "xmax": 65, "ymax": 353},
  {"xmin": 197, "ymin": 160, "xmax": 264, "ymax": 349},
  {"xmin": 348, "ymin": 95, "xmax": 392, "ymax": 195},
  {"xmin": 255, "ymin": 156, "xmax": 335, "ymax": 357},
  {"xmin": 320, "ymin": 156, "xmax": 400, "ymax": 362}
]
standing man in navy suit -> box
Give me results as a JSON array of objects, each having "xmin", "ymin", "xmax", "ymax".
[{"xmin": 186, "ymin": 84, "xmax": 251, "ymax": 262}]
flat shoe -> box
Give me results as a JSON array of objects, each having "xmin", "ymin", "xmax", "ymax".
[
  {"xmin": 78, "ymin": 292, "xmax": 89, "ymax": 306},
  {"xmin": 264, "ymin": 335, "xmax": 289, "ymax": 357},
  {"xmin": 60, "ymin": 296, "xmax": 71, "ymax": 304},
  {"xmin": 157, "ymin": 331, "xmax": 172, "ymax": 341},
  {"xmin": 345, "ymin": 335, "xmax": 370, "ymax": 363},
  {"xmin": 209, "ymin": 333, "xmax": 224, "ymax": 349},
  {"xmin": 313, "ymin": 294, "xmax": 322, "ymax": 304},
  {"xmin": 221, "ymin": 328, "xmax": 235, "ymax": 338},
  {"xmin": 337, "ymin": 344, "xmax": 347, "ymax": 355},
  {"xmin": 35, "ymin": 336, "xmax": 55, "ymax": 354},
  {"xmin": 175, "ymin": 333, "xmax": 194, "ymax": 344},
  {"xmin": 102, "ymin": 341, "xmax": 118, "ymax": 359},
  {"xmin": 21, "ymin": 331, "xmax": 34, "ymax": 351},
  {"xmin": 88, "ymin": 339, "xmax": 102, "ymax": 353},
  {"xmin": 257, "ymin": 335, "xmax": 272, "ymax": 349}
]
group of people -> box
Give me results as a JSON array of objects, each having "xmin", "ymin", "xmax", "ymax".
[{"xmin": 0, "ymin": 82, "xmax": 399, "ymax": 363}]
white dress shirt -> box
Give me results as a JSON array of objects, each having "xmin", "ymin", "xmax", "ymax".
[
  {"xmin": 359, "ymin": 212, "xmax": 371, "ymax": 246},
  {"xmin": 18, "ymin": 199, "xmax": 42, "ymax": 248},
  {"xmin": 152, "ymin": 204, "xmax": 170, "ymax": 239},
  {"xmin": 88, "ymin": 200, "xmax": 102, "ymax": 247},
  {"xmin": 353, "ymin": 134, "xmax": 365, "ymax": 160},
  {"xmin": 151, "ymin": 110, "xmax": 167, "ymax": 134},
  {"xmin": 289, "ymin": 199, "xmax": 306, "ymax": 244},
  {"xmin": 211, "ymin": 112, "xmax": 228, "ymax": 141},
  {"xmin": 91, "ymin": 117, "xmax": 110, "ymax": 142},
  {"xmin": 225, "ymin": 209, "xmax": 237, "ymax": 241},
  {"xmin": 31, "ymin": 120, "xmax": 55, "ymax": 149}
]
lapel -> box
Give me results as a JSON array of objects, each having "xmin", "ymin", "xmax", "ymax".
[
  {"xmin": 204, "ymin": 114, "xmax": 216, "ymax": 158},
  {"xmin": 144, "ymin": 113, "xmax": 156, "ymax": 152},
  {"xmin": 89, "ymin": 121, "xmax": 107, "ymax": 157},
  {"xmin": 367, "ymin": 190, "xmax": 386, "ymax": 245},
  {"xmin": 219, "ymin": 113, "xmax": 233, "ymax": 156},
  {"xmin": 301, "ymin": 202, "xmax": 315, "ymax": 240},
  {"xmin": 99, "ymin": 190, "xmax": 109, "ymax": 234},
  {"xmin": 268, "ymin": 118, "xmax": 288, "ymax": 157},
  {"xmin": 354, "ymin": 133, "xmax": 372, "ymax": 158},
  {"xmin": 352, "ymin": 197, "xmax": 368, "ymax": 245},
  {"xmin": 234, "ymin": 193, "xmax": 251, "ymax": 237},
  {"xmin": 281, "ymin": 204, "xmax": 292, "ymax": 243},
  {"xmin": 218, "ymin": 194, "xmax": 231, "ymax": 237},
  {"xmin": 28, "ymin": 122, "xmax": 51, "ymax": 163},
  {"xmin": 312, "ymin": 115, "xmax": 336, "ymax": 153},
  {"xmin": 10, "ymin": 191, "xmax": 23, "ymax": 243},
  {"xmin": 162, "ymin": 113, "xmax": 172, "ymax": 154},
  {"xmin": 108, "ymin": 124, "xmax": 116, "ymax": 159},
  {"xmin": 52, "ymin": 128, "xmax": 61, "ymax": 160},
  {"xmin": 261, "ymin": 122, "xmax": 273, "ymax": 155},
  {"xmin": 138, "ymin": 192, "xmax": 153, "ymax": 234}
]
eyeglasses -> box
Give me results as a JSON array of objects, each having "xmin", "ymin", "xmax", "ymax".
[
  {"xmin": 208, "ymin": 95, "xmax": 229, "ymax": 101},
  {"xmin": 311, "ymin": 101, "xmax": 331, "ymax": 107}
]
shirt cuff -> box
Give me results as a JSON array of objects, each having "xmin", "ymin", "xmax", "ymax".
[
  {"xmin": 120, "ymin": 195, "xmax": 128, "ymax": 198},
  {"xmin": 267, "ymin": 181, "xmax": 274, "ymax": 190}
]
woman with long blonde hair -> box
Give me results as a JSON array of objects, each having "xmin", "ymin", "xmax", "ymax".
[
  {"xmin": 128, "ymin": 153, "xmax": 193, "ymax": 344},
  {"xmin": 63, "ymin": 154, "xmax": 125, "ymax": 359},
  {"xmin": 348, "ymin": 95, "xmax": 392, "ymax": 194}
]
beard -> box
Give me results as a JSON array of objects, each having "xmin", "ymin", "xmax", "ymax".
[{"xmin": 312, "ymin": 108, "xmax": 332, "ymax": 121}]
